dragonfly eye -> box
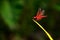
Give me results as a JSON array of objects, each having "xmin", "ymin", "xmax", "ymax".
[{"xmin": 33, "ymin": 17, "xmax": 37, "ymax": 20}]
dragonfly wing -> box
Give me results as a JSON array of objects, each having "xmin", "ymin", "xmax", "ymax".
[
  {"xmin": 36, "ymin": 8, "xmax": 41, "ymax": 16},
  {"xmin": 40, "ymin": 10, "xmax": 45, "ymax": 15}
]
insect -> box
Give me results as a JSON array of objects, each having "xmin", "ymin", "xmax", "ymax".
[{"xmin": 33, "ymin": 8, "xmax": 47, "ymax": 21}]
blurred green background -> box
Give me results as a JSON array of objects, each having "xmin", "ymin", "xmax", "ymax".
[{"xmin": 0, "ymin": 0, "xmax": 60, "ymax": 40}]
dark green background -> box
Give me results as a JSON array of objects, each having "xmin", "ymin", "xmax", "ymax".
[{"xmin": 0, "ymin": 0, "xmax": 60, "ymax": 40}]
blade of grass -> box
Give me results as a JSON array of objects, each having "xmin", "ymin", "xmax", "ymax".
[{"xmin": 32, "ymin": 19, "xmax": 53, "ymax": 40}]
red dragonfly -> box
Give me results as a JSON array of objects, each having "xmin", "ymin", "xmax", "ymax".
[{"xmin": 33, "ymin": 8, "xmax": 47, "ymax": 21}]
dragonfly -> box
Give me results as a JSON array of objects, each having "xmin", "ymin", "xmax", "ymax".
[{"xmin": 33, "ymin": 8, "xmax": 47, "ymax": 21}]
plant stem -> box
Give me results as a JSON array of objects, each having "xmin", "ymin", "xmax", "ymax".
[{"xmin": 32, "ymin": 19, "xmax": 53, "ymax": 40}]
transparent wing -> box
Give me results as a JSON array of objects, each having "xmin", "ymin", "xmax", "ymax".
[
  {"xmin": 36, "ymin": 8, "xmax": 41, "ymax": 16},
  {"xmin": 40, "ymin": 10, "xmax": 45, "ymax": 15}
]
